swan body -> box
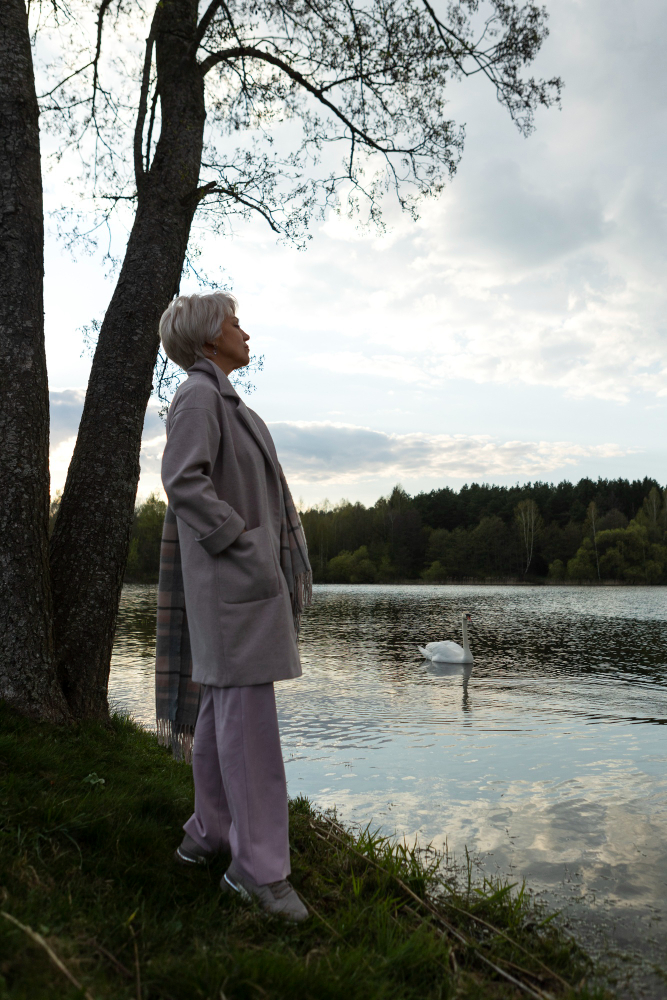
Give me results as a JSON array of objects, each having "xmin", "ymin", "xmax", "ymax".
[{"xmin": 418, "ymin": 613, "xmax": 474, "ymax": 664}]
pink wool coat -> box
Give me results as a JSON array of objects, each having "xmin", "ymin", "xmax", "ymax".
[{"xmin": 160, "ymin": 358, "xmax": 301, "ymax": 688}]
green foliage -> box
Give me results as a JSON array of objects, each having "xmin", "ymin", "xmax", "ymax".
[
  {"xmin": 561, "ymin": 488, "xmax": 667, "ymax": 582},
  {"xmin": 412, "ymin": 476, "xmax": 660, "ymax": 531},
  {"xmin": 0, "ymin": 705, "xmax": 609, "ymax": 1000},
  {"xmin": 301, "ymin": 485, "xmax": 421, "ymax": 583},
  {"xmin": 305, "ymin": 477, "xmax": 667, "ymax": 583},
  {"xmin": 547, "ymin": 558, "xmax": 566, "ymax": 581},
  {"xmin": 328, "ymin": 546, "xmax": 379, "ymax": 583},
  {"xmin": 571, "ymin": 527, "xmax": 666, "ymax": 583},
  {"xmin": 119, "ymin": 478, "xmax": 667, "ymax": 584},
  {"xmin": 125, "ymin": 493, "xmax": 167, "ymax": 583}
]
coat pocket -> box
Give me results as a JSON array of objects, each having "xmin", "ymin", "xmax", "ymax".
[{"xmin": 217, "ymin": 526, "xmax": 280, "ymax": 604}]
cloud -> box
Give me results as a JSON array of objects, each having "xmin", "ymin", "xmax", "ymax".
[
  {"xmin": 48, "ymin": 392, "xmax": 633, "ymax": 497},
  {"xmin": 309, "ymin": 352, "xmax": 431, "ymax": 385},
  {"xmin": 42, "ymin": 0, "xmax": 667, "ymax": 501},
  {"xmin": 303, "ymin": 184, "xmax": 667, "ymax": 403},
  {"xmin": 49, "ymin": 389, "xmax": 85, "ymax": 447},
  {"xmin": 240, "ymin": 0, "xmax": 667, "ymax": 407},
  {"xmin": 438, "ymin": 160, "xmax": 610, "ymax": 270},
  {"xmin": 269, "ymin": 421, "xmax": 633, "ymax": 484}
]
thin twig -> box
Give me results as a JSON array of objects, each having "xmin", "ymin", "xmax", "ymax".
[
  {"xmin": 294, "ymin": 889, "xmax": 341, "ymax": 939},
  {"xmin": 37, "ymin": 60, "xmax": 94, "ymax": 99},
  {"xmin": 323, "ymin": 813, "xmax": 569, "ymax": 987},
  {"xmin": 129, "ymin": 924, "xmax": 142, "ymax": 1000},
  {"xmin": 311, "ymin": 818, "xmax": 559, "ymax": 1000},
  {"xmin": 87, "ymin": 938, "xmax": 133, "ymax": 979},
  {"xmin": 1, "ymin": 911, "xmax": 95, "ymax": 1000},
  {"xmin": 437, "ymin": 893, "xmax": 571, "ymax": 989},
  {"xmin": 134, "ymin": 3, "xmax": 163, "ymax": 185}
]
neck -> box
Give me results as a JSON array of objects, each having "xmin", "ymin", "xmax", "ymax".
[
  {"xmin": 206, "ymin": 354, "xmax": 236, "ymax": 377},
  {"xmin": 461, "ymin": 617, "xmax": 470, "ymax": 653}
]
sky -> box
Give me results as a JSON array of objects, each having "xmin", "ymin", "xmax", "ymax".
[{"xmin": 44, "ymin": 0, "xmax": 667, "ymax": 509}]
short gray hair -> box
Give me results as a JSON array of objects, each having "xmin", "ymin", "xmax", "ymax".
[{"xmin": 159, "ymin": 291, "xmax": 238, "ymax": 371}]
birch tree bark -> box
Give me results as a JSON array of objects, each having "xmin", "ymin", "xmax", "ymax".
[
  {"xmin": 515, "ymin": 499, "xmax": 541, "ymax": 577},
  {"xmin": 0, "ymin": 0, "xmax": 69, "ymax": 721}
]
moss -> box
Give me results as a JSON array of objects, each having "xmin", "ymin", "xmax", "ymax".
[{"xmin": 0, "ymin": 704, "xmax": 611, "ymax": 999}]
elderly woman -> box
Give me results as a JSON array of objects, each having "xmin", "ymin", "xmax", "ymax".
[{"xmin": 156, "ymin": 292, "xmax": 311, "ymax": 923}]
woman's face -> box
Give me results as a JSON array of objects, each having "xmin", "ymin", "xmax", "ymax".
[{"xmin": 208, "ymin": 314, "xmax": 250, "ymax": 375}]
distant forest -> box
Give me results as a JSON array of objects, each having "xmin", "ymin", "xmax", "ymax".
[
  {"xmin": 51, "ymin": 476, "xmax": 666, "ymax": 585},
  {"xmin": 301, "ymin": 477, "xmax": 667, "ymax": 584}
]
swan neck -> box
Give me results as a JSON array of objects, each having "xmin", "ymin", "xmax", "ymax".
[{"xmin": 461, "ymin": 616, "xmax": 470, "ymax": 653}]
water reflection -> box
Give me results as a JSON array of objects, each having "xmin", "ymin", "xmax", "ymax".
[
  {"xmin": 110, "ymin": 583, "xmax": 667, "ymax": 995},
  {"xmin": 425, "ymin": 662, "xmax": 473, "ymax": 711}
]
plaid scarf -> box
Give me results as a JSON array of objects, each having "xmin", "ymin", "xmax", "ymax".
[{"xmin": 155, "ymin": 466, "xmax": 311, "ymax": 761}]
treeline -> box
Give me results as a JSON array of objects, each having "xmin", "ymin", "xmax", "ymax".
[
  {"xmin": 301, "ymin": 477, "xmax": 667, "ymax": 584},
  {"xmin": 76, "ymin": 476, "xmax": 667, "ymax": 585}
]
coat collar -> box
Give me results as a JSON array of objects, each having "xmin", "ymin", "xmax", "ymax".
[
  {"xmin": 187, "ymin": 358, "xmax": 277, "ymax": 476},
  {"xmin": 188, "ymin": 357, "xmax": 239, "ymax": 398}
]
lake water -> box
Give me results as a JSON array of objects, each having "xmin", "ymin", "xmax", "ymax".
[{"xmin": 110, "ymin": 584, "xmax": 667, "ymax": 997}]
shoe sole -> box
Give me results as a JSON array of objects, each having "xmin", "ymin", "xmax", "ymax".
[
  {"xmin": 174, "ymin": 846, "xmax": 210, "ymax": 868},
  {"xmin": 222, "ymin": 872, "xmax": 252, "ymax": 902}
]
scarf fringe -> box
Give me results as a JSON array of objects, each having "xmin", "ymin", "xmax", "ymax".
[
  {"xmin": 156, "ymin": 718, "xmax": 195, "ymax": 764},
  {"xmin": 291, "ymin": 569, "xmax": 313, "ymax": 635}
]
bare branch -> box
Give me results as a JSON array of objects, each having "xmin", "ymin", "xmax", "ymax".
[
  {"xmin": 37, "ymin": 60, "xmax": 94, "ymax": 100},
  {"xmin": 40, "ymin": 0, "xmax": 560, "ymax": 250},
  {"xmin": 421, "ymin": 0, "xmax": 561, "ymax": 133},
  {"xmin": 91, "ymin": 0, "xmax": 112, "ymax": 119},
  {"xmin": 134, "ymin": 5, "xmax": 163, "ymax": 186},
  {"xmin": 201, "ymin": 45, "xmax": 412, "ymax": 156},
  {"xmin": 197, "ymin": 183, "xmax": 281, "ymax": 231},
  {"xmin": 191, "ymin": 0, "xmax": 225, "ymax": 56}
]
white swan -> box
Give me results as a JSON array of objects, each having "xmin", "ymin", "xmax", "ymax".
[{"xmin": 418, "ymin": 613, "xmax": 474, "ymax": 664}]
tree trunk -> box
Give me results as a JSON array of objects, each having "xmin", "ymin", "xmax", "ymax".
[
  {"xmin": 49, "ymin": 0, "xmax": 206, "ymax": 719},
  {"xmin": 0, "ymin": 0, "xmax": 70, "ymax": 722}
]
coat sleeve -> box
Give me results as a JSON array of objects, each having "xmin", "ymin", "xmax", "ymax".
[{"xmin": 161, "ymin": 404, "xmax": 245, "ymax": 555}]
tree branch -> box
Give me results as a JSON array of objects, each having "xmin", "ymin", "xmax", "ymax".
[
  {"xmin": 421, "ymin": 0, "xmax": 561, "ymax": 130},
  {"xmin": 133, "ymin": 5, "xmax": 162, "ymax": 186},
  {"xmin": 194, "ymin": 182, "xmax": 280, "ymax": 232},
  {"xmin": 37, "ymin": 60, "xmax": 94, "ymax": 100},
  {"xmin": 91, "ymin": 0, "xmax": 112, "ymax": 119},
  {"xmin": 190, "ymin": 0, "xmax": 224, "ymax": 57},
  {"xmin": 200, "ymin": 45, "xmax": 411, "ymax": 156}
]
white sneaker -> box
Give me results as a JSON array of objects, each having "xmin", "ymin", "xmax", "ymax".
[{"xmin": 221, "ymin": 859, "xmax": 309, "ymax": 923}]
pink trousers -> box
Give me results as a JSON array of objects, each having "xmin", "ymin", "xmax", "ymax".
[{"xmin": 183, "ymin": 682, "xmax": 290, "ymax": 884}]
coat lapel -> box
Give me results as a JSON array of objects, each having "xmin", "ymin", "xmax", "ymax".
[
  {"xmin": 235, "ymin": 401, "xmax": 278, "ymax": 477},
  {"xmin": 188, "ymin": 359, "xmax": 277, "ymax": 477}
]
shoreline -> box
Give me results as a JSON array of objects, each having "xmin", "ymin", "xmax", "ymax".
[
  {"xmin": 312, "ymin": 579, "xmax": 667, "ymax": 587},
  {"xmin": 0, "ymin": 704, "xmax": 613, "ymax": 999},
  {"xmin": 125, "ymin": 578, "xmax": 667, "ymax": 588}
]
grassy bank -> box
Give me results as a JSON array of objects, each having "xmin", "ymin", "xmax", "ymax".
[{"xmin": 0, "ymin": 705, "xmax": 610, "ymax": 1000}]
